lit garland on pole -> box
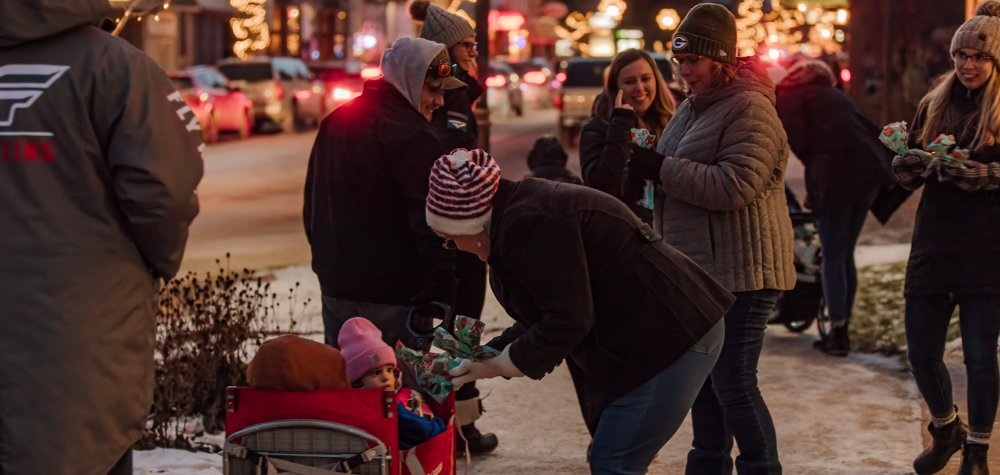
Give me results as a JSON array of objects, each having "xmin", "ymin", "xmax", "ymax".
[{"xmin": 231, "ymin": 0, "xmax": 270, "ymax": 60}]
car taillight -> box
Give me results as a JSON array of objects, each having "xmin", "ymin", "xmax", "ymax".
[
  {"xmin": 485, "ymin": 74, "xmax": 507, "ymax": 88},
  {"xmin": 275, "ymin": 81, "xmax": 285, "ymax": 100},
  {"xmin": 523, "ymin": 71, "xmax": 547, "ymax": 85},
  {"xmin": 555, "ymin": 72, "xmax": 566, "ymax": 83},
  {"xmin": 554, "ymin": 90, "xmax": 563, "ymax": 110},
  {"xmin": 294, "ymin": 89, "xmax": 312, "ymax": 100},
  {"xmin": 332, "ymin": 87, "xmax": 353, "ymax": 101}
]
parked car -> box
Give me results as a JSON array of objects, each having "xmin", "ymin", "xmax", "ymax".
[
  {"xmin": 485, "ymin": 61, "xmax": 523, "ymax": 118},
  {"xmin": 167, "ymin": 67, "xmax": 255, "ymax": 143},
  {"xmin": 308, "ymin": 60, "xmax": 366, "ymax": 114},
  {"xmin": 216, "ymin": 56, "xmax": 325, "ymax": 133},
  {"xmin": 508, "ymin": 57, "xmax": 556, "ymax": 108},
  {"xmin": 555, "ymin": 53, "xmax": 683, "ymax": 147}
]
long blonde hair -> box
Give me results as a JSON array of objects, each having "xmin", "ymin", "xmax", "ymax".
[
  {"xmin": 918, "ymin": 69, "xmax": 1000, "ymax": 150},
  {"xmin": 593, "ymin": 49, "xmax": 676, "ymax": 134}
]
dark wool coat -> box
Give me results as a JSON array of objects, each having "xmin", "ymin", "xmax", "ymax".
[
  {"xmin": 775, "ymin": 61, "xmax": 894, "ymax": 215},
  {"xmin": 431, "ymin": 66, "xmax": 483, "ymax": 153},
  {"xmin": 0, "ymin": 0, "xmax": 204, "ymax": 471},
  {"xmin": 902, "ymin": 81, "xmax": 1000, "ymax": 296},
  {"xmin": 485, "ymin": 179, "xmax": 734, "ymax": 435},
  {"xmin": 304, "ymin": 79, "xmax": 455, "ymax": 305},
  {"xmin": 580, "ymin": 109, "xmax": 653, "ymax": 224}
]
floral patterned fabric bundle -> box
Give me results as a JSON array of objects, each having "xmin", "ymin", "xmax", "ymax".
[
  {"xmin": 879, "ymin": 121, "xmax": 969, "ymax": 177},
  {"xmin": 630, "ymin": 128, "xmax": 657, "ymax": 210},
  {"xmin": 395, "ymin": 316, "xmax": 499, "ymax": 402}
]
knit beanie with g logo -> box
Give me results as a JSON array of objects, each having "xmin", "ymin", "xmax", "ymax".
[
  {"xmin": 671, "ymin": 3, "xmax": 737, "ymax": 64},
  {"xmin": 952, "ymin": 0, "xmax": 1000, "ymax": 62}
]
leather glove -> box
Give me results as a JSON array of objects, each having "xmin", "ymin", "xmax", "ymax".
[
  {"xmin": 627, "ymin": 145, "xmax": 665, "ymax": 181},
  {"xmin": 449, "ymin": 345, "xmax": 523, "ymax": 388},
  {"xmin": 621, "ymin": 169, "xmax": 645, "ymax": 203}
]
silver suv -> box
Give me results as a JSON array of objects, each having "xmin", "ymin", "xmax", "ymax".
[{"xmin": 217, "ymin": 56, "xmax": 325, "ymax": 133}]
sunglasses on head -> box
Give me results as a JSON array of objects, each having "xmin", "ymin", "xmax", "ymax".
[{"xmin": 428, "ymin": 62, "xmax": 454, "ymax": 78}]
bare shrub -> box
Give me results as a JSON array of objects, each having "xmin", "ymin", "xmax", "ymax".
[{"xmin": 137, "ymin": 255, "xmax": 308, "ymax": 450}]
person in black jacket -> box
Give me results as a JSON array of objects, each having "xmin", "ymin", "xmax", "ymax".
[
  {"xmin": 424, "ymin": 149, "xmax": 734, "ymax": 474},
  {"xmin": 579, "ymin": 49, "xmax": 676, "ymax": 224},
  {"xmin": 409, "ymin": 0, "xmax": 498, "ymax": 453},
  {"xmin": 775, "ymin": 59, "xmax": 894, "ymax": 356},
  {"xmin": 891, "ymin": 4, "xmax": 1000, "ymax": 473},
  {"xmin": 527, "ymin": 135, "xmax": 584, "ymax": 184},
  {"xmin": 304, "ymin": 37, "xmax": 465, "ymax": 362}
]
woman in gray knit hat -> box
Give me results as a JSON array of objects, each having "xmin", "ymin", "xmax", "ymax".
[
  {"xmin": 893, "ymin": 2, "xmax": 1000, "ymax": 473},
  {"xmin": 409, "ymin": 0, "xmax": 498, "ymax": 456},
  {"xmin": 623, "ymin": 3, "xmax": 795, "ymax": 474}
]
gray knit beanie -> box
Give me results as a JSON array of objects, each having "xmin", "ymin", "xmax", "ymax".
[
  {"xmin": 672, "ymin": 3, "xmax": 737, "ymax": 64},
  {"xmin": 952, "ymin": 0, "xmax": 1000, "ymax": 61},
  {"xmin": 409, "ymin": 0, "xmax": 475, "ymax": 49}
]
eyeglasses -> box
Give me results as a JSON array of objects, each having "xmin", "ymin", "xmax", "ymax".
[
  {"xmin": 671, "ymin": 55, "xmax": 705, "ymax": 67},
  {"xmin": 428, "ymin": 62, "xmax": 454, "ymax": 78},
  {"xmin": 953, "ymin": 51, "xmax": 993, "ymax": 66},
  {"xmin": 458, "ymin": 41, "xmax": 478, "ymax": 51}
]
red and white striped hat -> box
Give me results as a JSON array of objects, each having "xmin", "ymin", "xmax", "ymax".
[{"xmin": 426, "ymin": 148, "xmax": 501, "ymax": 236}]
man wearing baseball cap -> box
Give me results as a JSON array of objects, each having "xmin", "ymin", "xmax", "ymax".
[{"xmin": 304, "ymin": 37, "xmax": 466, "ymax": 370}]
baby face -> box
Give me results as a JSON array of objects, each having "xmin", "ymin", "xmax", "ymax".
[{"xmin": 360, "ymin": 364, "xmax": 397, "ymax": 390}]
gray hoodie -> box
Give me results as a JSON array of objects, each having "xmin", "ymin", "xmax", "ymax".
[{"xmin": 380, "ymin": 36, "xmax": 465, "ymax": 113}]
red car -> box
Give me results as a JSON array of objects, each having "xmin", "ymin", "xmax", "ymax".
[
  {"xmin": 167, "ymin": 66, "xmax": 255, "ymax": 143},
  {"xmin": 308, "ymin": 60, "xmax": 369, "ymax": 114}
]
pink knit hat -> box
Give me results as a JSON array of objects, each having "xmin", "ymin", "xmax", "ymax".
[
  {"xmin": 337, "ymin": 317, "xmax": 397, "ymax": 383},
  {"xmin": 425, "ymin": 148, "xmax": 502, "ymax": 236}
]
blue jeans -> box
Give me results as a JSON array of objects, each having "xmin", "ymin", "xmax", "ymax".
[
  {"xmin": 816, "ymin": 194, "xmax": 874, "ymax": 325},
  {"xmin": 906, "ymin": 293, "xmax": 1000, "ymax": 434},
  {"xmin": 686, "ymin": 289, "xmax": 782, "ymax": 475},
  {"xmin": 589, "ymin": 320, "xmax": 725, "ymax": 475}
]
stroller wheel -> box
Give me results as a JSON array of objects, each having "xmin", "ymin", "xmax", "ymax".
[
  {"xmin": 815, "ymin": 296, "xmax": 831, "ymax": 339},
  {"xmin": 783, "ymin": 316, "xmax": 813, "ymax": 333}
]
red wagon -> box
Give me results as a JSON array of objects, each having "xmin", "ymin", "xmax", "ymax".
[{"xmin": 223, "ymin": 386, "xmax": 456, "ymax": 475}]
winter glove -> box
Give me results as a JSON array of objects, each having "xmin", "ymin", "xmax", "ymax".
[
  {"xmin": 626, "ymin": 145, "xmax": 665, "ymax": 181},
  {"xmin": 449, "ymin": 345, "xmax": 523, "ymax": 388},
  {"xmin": 891, "ymin": 153, "xmax": 929, "ymax": 190},
  {"xmin": 621, "ymin": 170, "xmax": 646, "ymax": 203}
]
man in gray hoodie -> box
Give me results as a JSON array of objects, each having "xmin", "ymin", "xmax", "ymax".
[
  {"xmin": 0, "ymin": 1, "xmax": 204, "ymax": 473},
  {"xmin": 304, "ymin": 38, "xmax": 467, "ymax": 380}
]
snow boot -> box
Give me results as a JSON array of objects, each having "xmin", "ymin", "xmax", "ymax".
[
  {"xmin": 958, "ymin": 443, "xmax": 989, "ymax": 475},
  {"xmin": 814, "ymin": 323, "xmax": 850, "ymax": 357},
  {"xmin": 455, "ymin": 398, "xmax": 498, "ymax": 455},
  {"xmin": 913, "ymin": 415, "xmax": 967, "ymax": 474}
]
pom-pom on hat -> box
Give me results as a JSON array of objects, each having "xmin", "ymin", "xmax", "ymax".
[
  {"xmin": 952, "ymin": 0, "xmax": 1000, "ymax": 62},
  {"xmin": 426, "ymin": 148, "xmax": 501, "ymax": 236},
  {"xmin": 410, "ymin": 0, "xmax": 475, "ymax": 49},
  {"xmin": 671, "ymin": 3, "xmax": 737, "ymax": 64},
  {"xmin": 337, "ymin": 317, "xmax": 397, "ymax": 383}
]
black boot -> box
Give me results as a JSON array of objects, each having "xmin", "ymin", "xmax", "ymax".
[
  {"xmin": 913, "ymin": 415, "xmax": 968, "ymax": 474},
  {"xmin": 457, "ymin": 422, "xmax": 499, "ymax": 455},
  {"xmin": 958, "ymin": 443, "xmax": 989, "ymax": 475},
  {"xmin": 814, "ymin": 323, "xmax": 850, "ymax": 357}
]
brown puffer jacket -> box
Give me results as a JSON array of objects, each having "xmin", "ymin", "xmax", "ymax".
[{"xmin": 655, "ymin": 57, "xmax": 795, "ymax": 292}]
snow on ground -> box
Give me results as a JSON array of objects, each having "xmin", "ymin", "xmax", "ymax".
[{"xmin": 136, "ymin": 244, "xmax": 921, "ymax": 474}]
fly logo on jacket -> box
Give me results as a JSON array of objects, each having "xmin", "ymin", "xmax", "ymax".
[
  {"xmin": 0, "ymin": 64, "xmax": 68, "ymax": 163},
  {"xmin": 0, "ymin": 64, "xmax": 68, "ymax": 127}
]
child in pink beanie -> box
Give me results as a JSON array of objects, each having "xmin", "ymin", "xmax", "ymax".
[{"xmin": 338, "ymin": 317, "xmax": 448, "ymax": 449}]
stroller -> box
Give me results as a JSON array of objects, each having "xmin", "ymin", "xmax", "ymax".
[
  {"xmin": 767, "ymin": 186, "xmax": 830, "ymax": 339},
  {"xmin": 223, "ymin": 304, "xmax": 459, "ymax": 475}
]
